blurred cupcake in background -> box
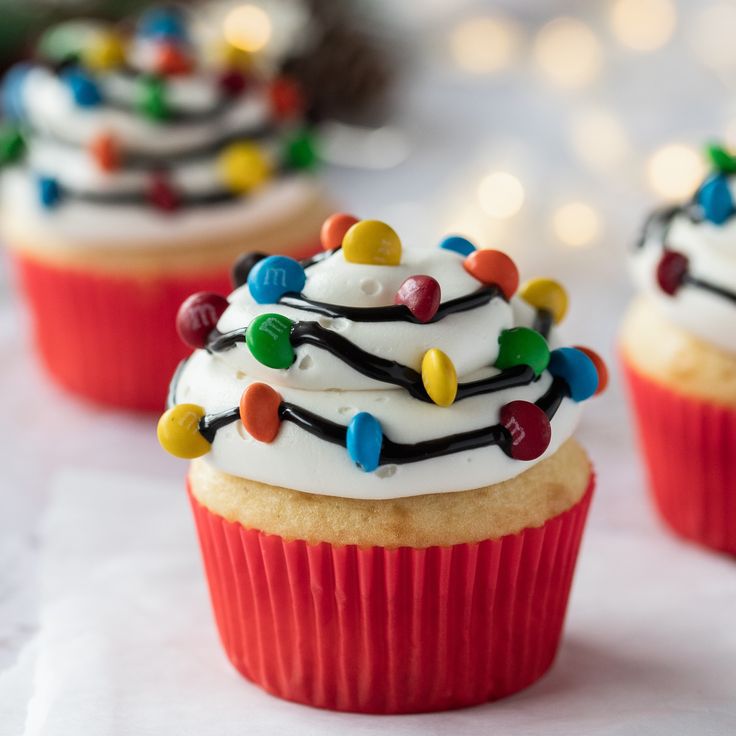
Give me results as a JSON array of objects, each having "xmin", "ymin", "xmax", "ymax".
[
  {"xmin": 621, "ymin": 143, "xmax": 736, "ymax": 554},
  {"xmin": 0, "ymin": 4, "xmax": 331, "ymax": 411}
]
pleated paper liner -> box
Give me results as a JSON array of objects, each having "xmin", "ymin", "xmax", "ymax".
[
  {"xmin": 623, "ymin": 357, "xmax": 736, "ymax": 555},
  {"xmin": 12, "ymin": 241, "xmax": 319, "ymax": 412},
  {"xmin": 188, "ymin": 476, "xmax": 595, "ymax": 714}
]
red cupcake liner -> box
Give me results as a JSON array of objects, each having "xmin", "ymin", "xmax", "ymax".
[
  {"xmin": 623, "ymin": 357, "xmax": 736, "ymax": 555},
  {"xmin": 11, "ymin": 241, "xmax": 318, "ymax": 412},
  {"xmin": 188, "ymin": 475, "xmax": 594, "ymax": 714}
]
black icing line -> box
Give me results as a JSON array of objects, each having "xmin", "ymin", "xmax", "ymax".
[{"xmin": 683, "ymin": 274, "xmax": 736, "ymax": 304}]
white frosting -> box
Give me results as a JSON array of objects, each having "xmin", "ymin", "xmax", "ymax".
[
  {"xmin": 174, "ymin": 247, "xmax": 583, "ymax": 499},
  {"xmin": 631, "ymin": 211, "xmax": 736, "ymax": 354}
]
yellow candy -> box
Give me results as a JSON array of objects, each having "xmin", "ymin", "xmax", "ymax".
[
  {"xmin": 421, "ymin": 348, "xmax": 458, "ymax": 407},
  {"xmin": 214, "ymin": 41, "xmax": 253, "ymax": 70},
  {"xmin": 518, "ymin": 278, "xmax": 569, "ymax": 324},
  {"xmin": 157, "ymin": 404, "xmax": 211, "ymax": 459},
  {"xmin": 83, "ymin": 32, "xmax": 126, "ymax": 71},
  {"xmin": 342, "ymin": 220, "xmax": 402, "ymax": 266},
  {"xmin": 218, "ymin": 143, "xmax": 272, "ymax": 193}
]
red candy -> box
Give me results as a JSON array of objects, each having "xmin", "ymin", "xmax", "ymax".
[
  {"xmin": 499, "ymin": 400, "xmax": 551, "ymax": 461},
  {"xmin": 321, "ymin": 213, "xmax": 359, "ymax": 251},
  {"xmin": 394, "ymin": 275, "xmax": 442, "ymax": 323},
  {"xmin": 90, "ymin": 133, "xmax": 120, "ymax": 172},
  {"xmin": 148, "ymin": 173, "xmax": 180, "ymax": 212},
  {"xmin": 176, "ymin": 292, "xmax": 229, "ymax": 349},
  {"xmin": 463, "ymin": 249, "xmax": 519, "ymax": 300},
  {"xmin": 155, "ymin": 42, "xmax": 193, "ymax": 76},
  {"xmin": 239, "ymin": 382, "xmax": 282, "ymax": 443},
  {"xmin": 218, "ymin": 68, "xmax": 249, "ymax": 97},
  {"xmin": 573, "ymin": 346, "xmax": 608, "ymax": 395},
  {"xmin": 656, "ymin": 250, "xmax": 689, "ymax": 296},
  {"xmin": 269, "ymin": 77, "xmax": 304, "ymax": 120}
]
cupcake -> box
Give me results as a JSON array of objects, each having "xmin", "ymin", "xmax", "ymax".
[
  {"xmin": 622, "ymin": 143, "xmax": 736, "ymax": 555},
  {"xmin": 0, "ymin": 6, "xmax": 331, "ymax": 411},
  {"xmin": 158, "ymin": 215, "xmax": 607, "ymax": 713}
]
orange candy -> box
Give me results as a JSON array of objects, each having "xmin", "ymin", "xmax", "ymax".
[
  {"xmin": 239, "ymin": 382, "xmax": 283, "ymax": 443},
  {"xmin": 320, "ymin": 213, "xmax": 359, "ymax": 250},
  {"xmin": 573, "ymin": 346, "xmax": 608, "ymax": 395},
  {"xmin": 90, "ymin": 133, "xmax": 120, "ymax": 172},
  {"xmin": 270, "ymin": 77, "xmax": 304, "ymax": 120},
  {"xmin": 463, "ymin": 249, "xmax": 519, "ymax": 300},
  {"xmin": 155, "ymin": 42, "xmax": 193, "ymax": 76}
]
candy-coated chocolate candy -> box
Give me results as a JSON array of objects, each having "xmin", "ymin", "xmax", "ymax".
[
  {"xmin": 89, "ymin": 133, "xmax": 120, "ymax": 172},
  {"xmin": 154, "ymin": 41, "xmax": 193, "ymax": 75},
  {"xmin": 495, "ymin": 327, "xmax": 550, "ymax": 377},
  {"xmin": 548, "ymin": 347, "xmax": 598, "ymax": 402},
  {"xmin": 218, "ymin": 142, "xmax": 271, "ymax": 193},
  {"xmin": 705, "ymin": 143, "xmax": 736, "ymax": 174},
  {"xmin": 38, "ymin": 176, "xmax": 61, "ymax": 209},
  {"xmin": 269, "ymin": 77, "xmax": 304, "ymax": 120},
  {"xmin": 0, "ymin": 127, "xmax": 24, "ymax": 165},
  {"xmin": 346, "ymin": 412, "xmax": 383, "ymax": 472},
  {"xmin": 176, "ymin": 291, "xmax": 229, "ymax": 349},
  {"xmin": 573, "ymin": 346, "xmax": 608, "ymax": 396},
  {"xmin": 518, "ymin": 278, "xmax": 569, "ymax": 324},
  {"xmin": 463, "ymin": 249, "xmax": 519, "ymax": 300},
  {"xmin": 147, "ymin": 173, "xmax": 179, "ymax": 212},
  {"xmin": 137, "ymin": 76, "xmax": 168, "ymax": 120},
  {"xmin": 157, "ymin": 404, "xmax": 210, "ymax": 459},
  {"xmin": 320, "ymin": 213, "xmax": 359, "ymax": 250},
  {"xmin": 394, "ymin": 275, "xmax": 441, "ymax": 323},
  {"xmin": 62, "ymin": 69, "xmax": 102, "ymax": 107},
  {"xmin": 421, "ymin": 348, "xmax": 458, "ymax": 406},
  {"xmin": 499, "ymin": 400, "xmax": 551, "ymax": 461},
  {"xmin": 231, "ymin": 251, "xmax": 267, "ymax": 287},
  {"xmin": 1, "ymin": 63, "xmax": 32, "ymax": 121},
  {"xmin": 83, "ymin": 32, "xmax": 125, "ymax": 71},
  {"xmin": 283, "ymin": 129, "xmax": 319, "ymax": 170},
  {"xmin": 342, "ymin": 220, "xmax": 402, "ymax": 266},
  {"xmin": 656, "ymin": 250, "xmax": 689, "ymax": 296},
  {"xmin": 697, "ymin": 174, "xmax": 734, "ymax": 225},
  {"xmin": 439, "ymin": 235, "xmax": 476, "ymax": 256},
  {"xmin": 218, "ymin": 68, "xmax": 249, "ymax": 97},
  {"xmin": 247, "ymin": 255, "xmax": 306, "ymax": 304},
  {"xmin": 246, "ymin": 313, "xmax": 295, "ymax": 369},
  {"xmin": 138, "ymin": 7, "xmax": 188, "ymax": 41},
  {"xmin": 239, "ymin": 382, "xmax": 283, "ymax": 443},
  {"xmin": 216, "ymin": 41, "xmax": 252, "ymax": 70}
]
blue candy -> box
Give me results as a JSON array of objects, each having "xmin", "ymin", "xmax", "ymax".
[
  {"xmin": 346, "ymin": 412, "xmax": 383, "ymax": 472},
  {"xmin": 439, "ymin": 235, "xmax": 476, "ymax": 256},
  {"xmin": 62, "ymin": 69, "xmax": 102, "ymax": 107},
  {"xmin": 697, "ymin": 174, "xmax": 734, "ymax": 226},
  {"xmin": 138, "ymin": 7, "xmax": 188, "ymax": 40},
  {"xmin": 247, "ymin": 255, "xmax": 306, "ymax": 304},
  {"xmin": 548, "ymin": 347, "xmax": 598, "ymax": 402},
  {"xmin": 38, "ymin": 176, "xmax": 61, "ymax": 209},
  {"xmin": 2, "ymin": 63, "xmax": 32, "ymax": 121}
]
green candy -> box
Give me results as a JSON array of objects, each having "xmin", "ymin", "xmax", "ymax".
[
  {"xmin": 495, "ymin": 327, "xmax": 550, "ymax": 377},
  {"xmin": 0, "ymin": 128, "xmax": 25, "ymax": 165},
  {"xmin": 137, "ymin": 76, "xmax": 168, "ymax": 121},
  {"xmin": 705, "ymin": 143, "xmax": 736, "ymax": 174},
  {"xmin": 283, "ymin": 130, "xmax": 319, "ymax": 170},
  {"xmin": 246, "ymin": 314, "xmax": 295, "ymax": 369}
]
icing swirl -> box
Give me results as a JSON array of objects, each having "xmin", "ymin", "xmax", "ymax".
[{"xmin": 159, "ymin": 217, "xmax": 606, "ymax": 499}]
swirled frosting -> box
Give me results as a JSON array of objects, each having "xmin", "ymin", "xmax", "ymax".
[
  {"xmin": 159, "ymin": 217, "xmax": 606, "ymax": 499},
  {"xmin": 0, "ymin": 8, "xmax": 318, "ymax": 244},
  {"xmin": 631, "ymin": 144, "xmax": 736, "ymax": 354}
]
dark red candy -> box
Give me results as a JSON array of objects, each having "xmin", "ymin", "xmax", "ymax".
[
  {"xmin": 499, "ymin": 400, "xmax": 551, "ymax": 461},
  {"xmin": 231, "ymin": 251, "xmax": 267, "ymax": 287},
  {"xmin": 218, "ymin": 68, "xmax": 249, "ymax": 97},
  {"xmin": 394, "ymin": 275, "xmax": 442, "ymax": 323},
  {"xmin": 176, "ymin": 292, "xmax": 229, "ymax": 349},
  {"xmin": 148, "ymin": 173, "xmax": 180, "ymax": 212},
  {"xmin": 656, "ymin": 250, "xmax": 689, "ymax": 296}
]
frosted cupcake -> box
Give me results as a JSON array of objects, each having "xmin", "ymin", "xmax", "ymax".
[
  {"xmin": 622, "ymin": 143, "xmax": 736, "ymax": 554},
  {"xmin": 159, "ymin": 215, "xmax": 607, "ymax": 713},
  {"xmin": 0, "ymin": 6, "xmax": 330, "ymax": 410}
]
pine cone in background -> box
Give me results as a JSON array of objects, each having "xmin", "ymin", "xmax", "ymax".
[{"xmin": 280, "ymin": 0, "xmax": 396, "ymax": 125}]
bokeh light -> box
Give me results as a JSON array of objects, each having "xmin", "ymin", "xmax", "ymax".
[
  {"xmin": 449, "ymin": 16, "xmax": 523, "ymax": 74},
  {"xmin": 551, "ymin": 202, "xmax": 601, "ymax": 247},
  {"xmin": 224, "ymin": 4, "xmax": 272, "ymax": 53},
  {"xmin": 534, "ymin": 17, "xmax": 602, "ymax": 90},
  {"xmin": 688, "ymin": 3, "xmax": 736, "ymax": 74},
  {"xmin": 570, "ymin": 108, "xmax": 629, "ymax": 170},
  {"xmin": 647, "ymin": 144, "xmax": 705, "ymax": 200},
  {"xmin": 478, "ymin": 172, "xmax": 525, "ymax": 218},
  {"xmin": 610, "ymin": 0, "xmax": 677, "ymax": 52}
]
